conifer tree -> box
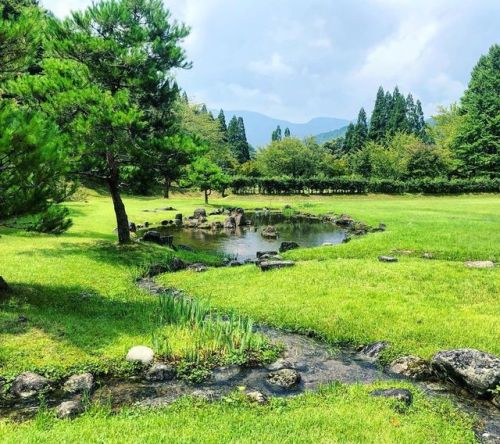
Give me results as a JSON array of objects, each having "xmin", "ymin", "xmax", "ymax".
[
  {"xmin": 388, "ymin": 86, "xmax": 408, "ymax": 135},
  {"xmin": 217, "ymin": 109, "xmax": 228, "ymax": 142},
  {"xmin": 343, "ymin": 122, "xmax": 356, "ymax": 154},
  {"xmin": 369, "ymin": 86, "xmax": 386, "ymax": 142},
  {"xmin": 237, "ymin": 117, "xmax": 250, "ymax": 162},
  {"xmin": 353, "ymin": 107, "xmax": 368, "ymax": 148},
  {"xmin": 284, "ymin": 127, "xmax": 291, "ymax": 138},
  {"xmin": 272, "ymin": 125, "xmax": 282, "ymax": 142}
]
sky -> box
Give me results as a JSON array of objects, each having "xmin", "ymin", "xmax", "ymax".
[{"xmin": 42, "ymin": 0, "xmax": 499, "ymax": 123}]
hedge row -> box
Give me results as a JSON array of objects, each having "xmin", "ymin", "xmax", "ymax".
[{"xmin": 229, "ymin": 176, "xmax": 500, "ymax": 195}]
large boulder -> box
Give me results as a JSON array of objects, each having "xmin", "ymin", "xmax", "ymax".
[
  {"xmin": 142, "ymin": 231, "xmax": 162, "ymax": 244},
  {"xmin": 223, "ymin": 217, "xmax": 236, "ymax": 229},
  {"xmin": 387, "ymin": 356, "xmax": 432, "ymax": 380},
  {"xmin": 56, "ymin": 400, "xmax": 84, "ymax": 419},
  {"xmin": 267, "ymin": 368, "xmax": 301, "ymax": 389},
  {"xmin": 232, "ymin": 208, "xmax": 245, "ymax": 226},
  {"xmin": 431, "ymin": 349, "xmax": 500, "ymax": 397},
  {"xmin": 63, "ymin": 373, "xmax": 94, "ymax": 394},
  {"xmin": 193, "ymin": 208, "xmax": 207, "ymax": 219},
  {"xmin": 126, "ymin": 346, "xmax": 154, "ymax": 365},
  {"xmin": 11, "ymin": 372, "xmax": 50, "ymax": 399},
  {"xmin": 256, "ymin": 251, "xmax": 278, "ymax": 259},
  {"xmin": 259, "ymin": 260, "xmax": 295, "ymax": 272},
  {"xmin": 279, "ymin": 241, "xmax": 299, "ymax": 253}
]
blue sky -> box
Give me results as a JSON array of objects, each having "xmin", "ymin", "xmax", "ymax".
[{"xmin": 42, "ymin": 0, "xmax": 499, "ymax": 122}]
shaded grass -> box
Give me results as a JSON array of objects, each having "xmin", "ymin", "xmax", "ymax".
[{"xmin": 0, "ymin": 384, "xmax": 475, "ymax": 444}]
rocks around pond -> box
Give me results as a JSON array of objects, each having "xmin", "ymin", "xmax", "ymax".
[
  {"xmin": 11, "ymin": 372, "xmax": 50, "ymax": 399},
  {"xmin": 145, "ymin": 364, "xmax": 175, "ymax": 382},
  {"xmin": 378, "ymin": 255, "xmax": 398, "ymax": 263},
  {"xmin": 387, "ymin": 356, "xmax": 432, "ymax": 380},
  {"xmin": 464, "ymin": 261, "xmax": 495, "ymax": 269},
  {"xmin": 193, "ymin": 208, "xmax": 207, "ymax": 219},
  {"xmin": 141, "ymin": 230, "xmax": 173, "ymax": 247},
  {"xmin": 279, "ymin": 241, "xmax": 300, "ymax": 253},
  {"xmin": 56, "ymin": 400, "xmax": 84, "ymax": 419},
  {"xmin": 223, "ymin": 216, "xmax": 236, "ymax": 229},
  {"xmin": 126, "ymin": 346, "xmax": 154, "ymax": 365},
  {"xmin": 63, "ymin": 373, "xmax": 94, "ymax": 394},
  {"xmin": 259, "ymin": 260, "xmax": 295, "ymax": 272},
  {"xmin": 431, "ymin": 349, "xmax": 500, "ymax": 398},
  {"xmin": 360, "ymin": 341, "xmax": 389, "ymax": 360},
  {"xmin": 370, "ymin": 388, "xmax": 413, "ymax": 407},
  {"xmin": 267, "ymin": 368, "xmax": 301, "ymax": 389},
  {"xmin": 212, "ymin": 366, "xmax": 242, "ymax": 383},
  {"xmin": 261, "ymin": 225, "xmax": 279, "ymax": 239},
  {"xmin": 187, "ymin": 263, "xmax": 209, "ymax": 273},
  {"xmin": 170, "ymin": 257, "xmax": 186, "ymax": 272},
  {"xmin": 256, "ymin": 253, "xmax": 283, "ymax": 262},
  {"xmin": 246, "ymin": 390, "xmax": 268, "ymax": 405},
  {"xmin": 256, "ymin": 251, "xmax": 279, "ymax": 259}
]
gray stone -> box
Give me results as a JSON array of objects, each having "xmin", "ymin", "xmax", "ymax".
[
  {"xmin": 431, "ymin": 349, "xmax": 500, "ymax": 397},
  {"xmin": 246, "ymin": 390, "xmax": 268, "ymax": 404},
  {"xmin": 261, "ymin": 225, "xmax": 279, "ymax": 239},
  {"xmin": 193, "ymin": 208, "xmax": 207, "ymax": 219},
  {"xmin": 387, "ymin": 356, "xmax": 431, "ymax": 380},
  {"xmin": 378, "ymin": 256, "xmax": 398, "ymax": 263},
  {"xmin": 212, "ymin": 366, "xmax": 242, "ymax": 383},
  {"xmin": 232, "ymin": 208, "xmax": 246, "ymax": 226},
  {"xmin": 422, "ymin": 252, "xmax": 434, "ymax": 259},
  {"xmin": 11, "ymin": 372, "xmax": 50, "ymax": 399},
  {"xmin": 187, "ymin": 263, "xmax": 208, "ymax": 273},
  {"xmin": 129, "ymin": 222, "xmax": 137, "ymax": 233},
  {"xmin": 63, "ymin": 373, "xmax": 94, "ymax": 394},
  {"xmin": 145, "ymin": 364, "xmax": 175, "ymax": 382},
  {"xmin": 279, "ymin": 242, "xmax": 300, "ymax": 253},
  {"xmin": 56, "ymin": 400, "xmax": 84, "ymax": 419},
  {"xmin": 464, "ymin": 261, "xmax": 494, "ymax": 269},
  {"xmin": 175, "ymin": 213, "xmax": 183, "ymax": 220},
  {"xmin": 126, "ymin": 346, "xmax": 154, "ymax": 365},
  {"xmin": 191, "ymin": 389, "xmax": 220, "ymax": 402},
  {"xmin": 370, "ymin": 388, "xmax": 413, "ymax": 406},
  {"xmin": 142, "ymin": 231, "xmax": 162, "ymax": 244},
  {"xmin": 336, "ymin": 214, "xmax": 353, "ymax": 227},
  {"xmin": 267, "ymin": 368, "xmax": 301, "ymax": 389},
  {"xmin": 170, "ymin": 257, "xmax": 186, "ymax": 272},
  {"xmin": 223, "ymin": 217, "xmax": 236, "ymax": 229},
  {"xmin": 257, "ymin": 253, "xmax": 283, "ymax": 261},
  {"xmin": 256, "ymin": 251, "xmax": 278, "ymax": 259},
  {"xmin": 360, "ymin": 342, "xmax": 389, "ymax": 360},
  {"xmin": 259, "ymin": 260, "xmax": 295, "ymax": 272}
]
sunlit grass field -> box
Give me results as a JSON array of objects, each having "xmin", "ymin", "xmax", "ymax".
[{"xmin": 0, "ymin": 190, "xmax": 498, "ymax": 442}]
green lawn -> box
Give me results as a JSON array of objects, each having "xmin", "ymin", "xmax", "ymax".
[{"xmin": 0, "ymin": 190, "xmax": 498, "ymax": 442}]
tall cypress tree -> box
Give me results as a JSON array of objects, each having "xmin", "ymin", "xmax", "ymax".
[
  {"xmin": 237, "ymin": 117, "xmax": 250, "ymax": 162},
  {"xmin": 284, "ymin": 127, "xmax": 291, "ymax": 138},
  {"xmin": 343, "ymin": 122, "xmax": 356, "ymax": 154},
  {"xmin": 354, "ymin": 107, "xmax": 368, "ymax": 145},
  {"xmin": 272, "ymin": 125, "xmax": 282, "ymax": 141},
  {"xmin": 406, "ymin": 93, "xmax": 418, "ymax": 134},
  {"xmin": 217, "ymin": 109, "xmax": 228, "ymax": 142},
  {"xmin": 228, "ymin": 115, "xmax": 250, "ymax": 163},
  {"xmin": 388, "ymin": 86, "xmax": 408, "ymax": 135},
  {"xmin": 369, "ymin": 86, "xmax": 386, "ymax": 142}
]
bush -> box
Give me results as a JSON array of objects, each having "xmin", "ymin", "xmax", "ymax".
[{"xmin": 27, "ymin": 206, "xmax": 73, "ymax": 234}]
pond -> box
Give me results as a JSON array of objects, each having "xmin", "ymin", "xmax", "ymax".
[{"xmin": 160, "ymin": 211, "xmax": 346, "ymax": 261}]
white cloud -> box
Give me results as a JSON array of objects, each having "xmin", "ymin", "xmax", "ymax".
[
  {"xmin": 248, "ymin": 53, "xmax": 295, "ymax": 76},
  {"xmin": 308, "ymin": 38, "xmax": 332, "ymax": 49},
  {"xmin": 225, "ymin": 83, "xmax": 282, "ymax": 105}
]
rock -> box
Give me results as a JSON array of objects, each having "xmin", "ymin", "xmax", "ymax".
[
  {"xmin": 228, "ymin": 260, "xmax": 243, "ymax": 267},
  {"xmin": 223, "ymin": 217, "xmax": 236, "ymax": 229},
  {"xmin": 279, "ymin": 241, "xmax": 300, "ymax": 253},
  {"xmin": 129, "ymin": 222, "xmax": 137, "ymax": 233},
  {"xmin": 191, "ymin": 389, "xmax": 220, "ymax": 402},
  {"xmin": 160, "ymin": 207, "xmax": 176, "ymax": 211},
  {"xmin": 322, "ymin": 242, "xmax": 334, "ymax": 247},
  {"xmin": 371, "ymin": 223, "xmax": 387, "ymax": 232},
  {"xmin": 174, "ymin": 219, "xmax": 182, "ymax": 227},
  {"xmin": 261, "ymin": 225, "xmax": 279, "ymax": 239},
  {"xmin": 387, "ymin": 356, "xmax": 432, "ymax": 380},
  {"xmin": 0, "ymin": 276, "xmax": 10, "ymax": 293},
  {"xmin": 175, "ymin": 213, "xmax": 183, "ymax": 220},
  {"xmin": 360, "ymin": 342, "xmax": 389, "ymax": 360},
  {"xmin": 256, "ymin": 251, "xmax": 279, "ymax": 259},
  {"xmin": 187, "ymin": 263, "xmax": 209, "ymax": 273},
  {"xmin": 336, "ymin": 214, "xmax": 353, "ymax": 227},
  {"xmin": 161, "ymin": 220, "xmax": 169, "ymax": 226},
  {"xmin": 63, "ymin": 373, "xmax": 94, "ymax": 394},
  {"xmin": 11, "ymin": 372, "xmax": 50, "ymax": 399},
  {"xmin": 198, "ymin": 222, "xmax": 212, "ymax": 230},
  {"xmin": 257, "ymin": 253, "xmax": 283, "ymax": 261},
  {"xmin": 422, "ymin": 252, "xmax": 434, "ymax": 259},
  {"xmin": 246, "ymin": 390, "xmax": 268, "ymax": 404},
  {"xmin": 126, "ymin": 346, "xmax": 154, "ymax": 365},
  {"xmin": 370, "ymin": 388, "xmax": 413, "ymax": 407},
  {"xmin": 177, "ymin": 244, "xmax": 194, "ymax": 252},
  {"xmin": 491, "ymin": 395, "xmax": 500, "ymax": 409},
  {"xmin": 56, "ymin": 400, "xmax": 84, "ymax": 419},
  {"xmin": 464, "ymin": 261, "xmax": 494, "ymax": 269},
  {"xmin": 267, "ymin": 368, "xmax": 301, "ymax": 389},
  {"xmin": 170, "ymin": 257, "xmax": 186, "ymax": 272},
  {"xmin": 144, "ymin": 222, "xmax": 150, "ymax": 228},
  {"xmin": 145, "ymin": 364, "xmax": 175, "ymax": 382},
  {"xmin": 259, "ymin": 260, "xmax": 295, "ymax": 272},
  {"xmin": 193, "ymin": 208, "xmax": 207, "ymax": 219},
  {"xmin": 431, "ymin": 349, "xmax": 500, "ymax": 397},
  {"xmin": 232, "ymin": 208, "xmax": 245, "ymax": 226},
  {"xmin": 142, "ymin": 230, "xmax": 162, "ymax": 244},
  {"xmin": 378, "ymin": 256, "xmax": 398, "ymax": 263}
]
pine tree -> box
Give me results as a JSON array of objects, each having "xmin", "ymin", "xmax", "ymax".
[
  {"xmin": 284, "ymin": 127, "xmax": 291, "ymax": 138},
  {"xmin": 353, "ymin": 107, "xmax": 368, "ymax": 149},
  {"xmin": 369, "ymin": 86, "xmax": 386, "ymax": 142},
  {"xmin": 217, "ymin": 109, "xmax": 228, "ymax": 142},
  {"xmin": 406, "ymin": 93, "xmax": 418, "ymax": 133},
  {"xmin": 343, "ymin": 123, "xmax": 356, "ymax": 154},
  {"xmin": 200, "ymin": 104, "xmax": 208, "ymax": 114},
  {"xmin": 453, "ymin": 44, "xmax": 500, "ymax": 177},
  {"xmin": 272, "ymin": 125, "xmax": 282, "ymax": 142},
  {"xmin": 228, "ymin": 115, "xmax": 250, "ymax": 163},
  {"xmin": 237, "ymin": 117, "xmax": 250, "ymax": 162},
  {"xmin": 388, "ymin": 86, "xmax": 408, "ymax": 135},
  {"xmin": 415, "ymin": 100, "xmax": 426, "ymax": 139}
]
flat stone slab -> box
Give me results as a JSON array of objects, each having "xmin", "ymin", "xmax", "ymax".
[
  {"xmin": 464, "ymin": 261, "xmax": 494, "ymax": 269},
  {"xmin": 378, "ymin": 256, "xmax": 398, "ymax": 263},
  {"xmin": 259, "ymin": 260, "xmax": 295, "ymax": 272}
]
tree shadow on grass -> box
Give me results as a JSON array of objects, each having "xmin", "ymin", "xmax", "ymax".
[{"xmin": 0, "ymin": 281, "xmax": 157, "ymax": 359}]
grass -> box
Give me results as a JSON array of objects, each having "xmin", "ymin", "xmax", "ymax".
[
  {"xmin": 0, "ymin": 189, "xmax": 498, "ymax": 442},
  {"xmin": 0, "ymin": 384, "xmax": 475, "ymax": 444}
]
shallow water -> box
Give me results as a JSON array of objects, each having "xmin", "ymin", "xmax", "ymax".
[{"xmin": 161, "ymin": 212, "xmax": 346, "ymax": 260}]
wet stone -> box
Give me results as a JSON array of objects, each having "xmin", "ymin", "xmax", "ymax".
[
  {"xmin": 388, "ymin": 356, "xmax": 432, "ymax": 380},
  {"xmin": 246, "ymin": 390, "xmax": 268, "ymax": 404},
  {"xmin": 11, "ymin": 372, "xmax": 50, "ymax": 399},
  {"xmin": 267, "ymin": 368, "xmax": 301, "ymax": 389},
  {"xmin": 279, "ymin": 242, "xmax": 300, "ymax": 253},
  {"xmin": 378, "ymin": 256, "xmax": 398, "ymax": 263},
  {"xmin": 212, "ymin": 366, "xmax": 242, "ymax": 383},
  {"xmin": 145, "ymin": 364, "xmax": 175, "ymax": 382},
  {"xmin": 360, "ymin": 342, "xmax": 389, "ymax": 360},
  {"xmin": 56, "ymin": 400, "xmax": 84, "ymax": 419},
  {"xmin": 63, "ymin": 373, "xmax": 94, "ymax": 394},
  {"xmin": 259, "ymin": 260, "xmax": 295, "ymax": 272}
]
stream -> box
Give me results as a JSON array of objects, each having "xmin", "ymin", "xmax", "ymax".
[{"xmin": 1, "ymin": 278, "xmax": 498, "ymax": 443}]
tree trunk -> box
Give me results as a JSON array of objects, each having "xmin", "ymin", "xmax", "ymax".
[
  {"xmin": 109, "ymin": 179, "xmax": 130, "ymax": 244},
  {"xmin": 204, "ymin": 189, "xmax": 211, "ymax": 204},
  {"xmin": 163, "ymin": 179, "xmax": 171, "ymax": 199}
]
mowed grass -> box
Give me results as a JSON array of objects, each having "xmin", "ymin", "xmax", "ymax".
[
  {"xmin": 0, "ymin": 384, "xmax": 475, "ymax": 444},
  {"xmin": 0, "ymin": 190, "xmax": 498, "ymax": 443}
]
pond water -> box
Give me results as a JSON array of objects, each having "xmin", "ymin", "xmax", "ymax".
[{"xmin": 162, "ymin": 212, "xmax": 346, "ymax": 261}]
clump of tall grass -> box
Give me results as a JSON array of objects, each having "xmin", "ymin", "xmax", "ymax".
[{"xmin": 152, "ymin": 290, "xmax": 269, "ymax": 366}]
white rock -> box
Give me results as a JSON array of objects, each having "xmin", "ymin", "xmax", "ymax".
[
  {"xmin": 126, "ymin": 346, "xmax": 154, "ymax": 365},
  {"xmin": 464, "ymin": 261, "xmax": 494, "ymax": 269}
]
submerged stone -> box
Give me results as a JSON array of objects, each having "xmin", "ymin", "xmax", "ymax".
[{"xmin": 267, "ymin": 368, "xmax": 301, "ymax": 389}]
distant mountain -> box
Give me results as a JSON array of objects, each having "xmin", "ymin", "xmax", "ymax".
[
  {"xmin": 314, "ymin": 125, "xmax": 349, "ymax": 144},
  {"xmin": 218, "ymin": 110, "xmax": 350, "ymax": 148}
]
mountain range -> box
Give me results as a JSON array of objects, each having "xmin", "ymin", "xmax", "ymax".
[{"xmin": 218, "ymin": 110, "xmax": 350, "ymax": 148}]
